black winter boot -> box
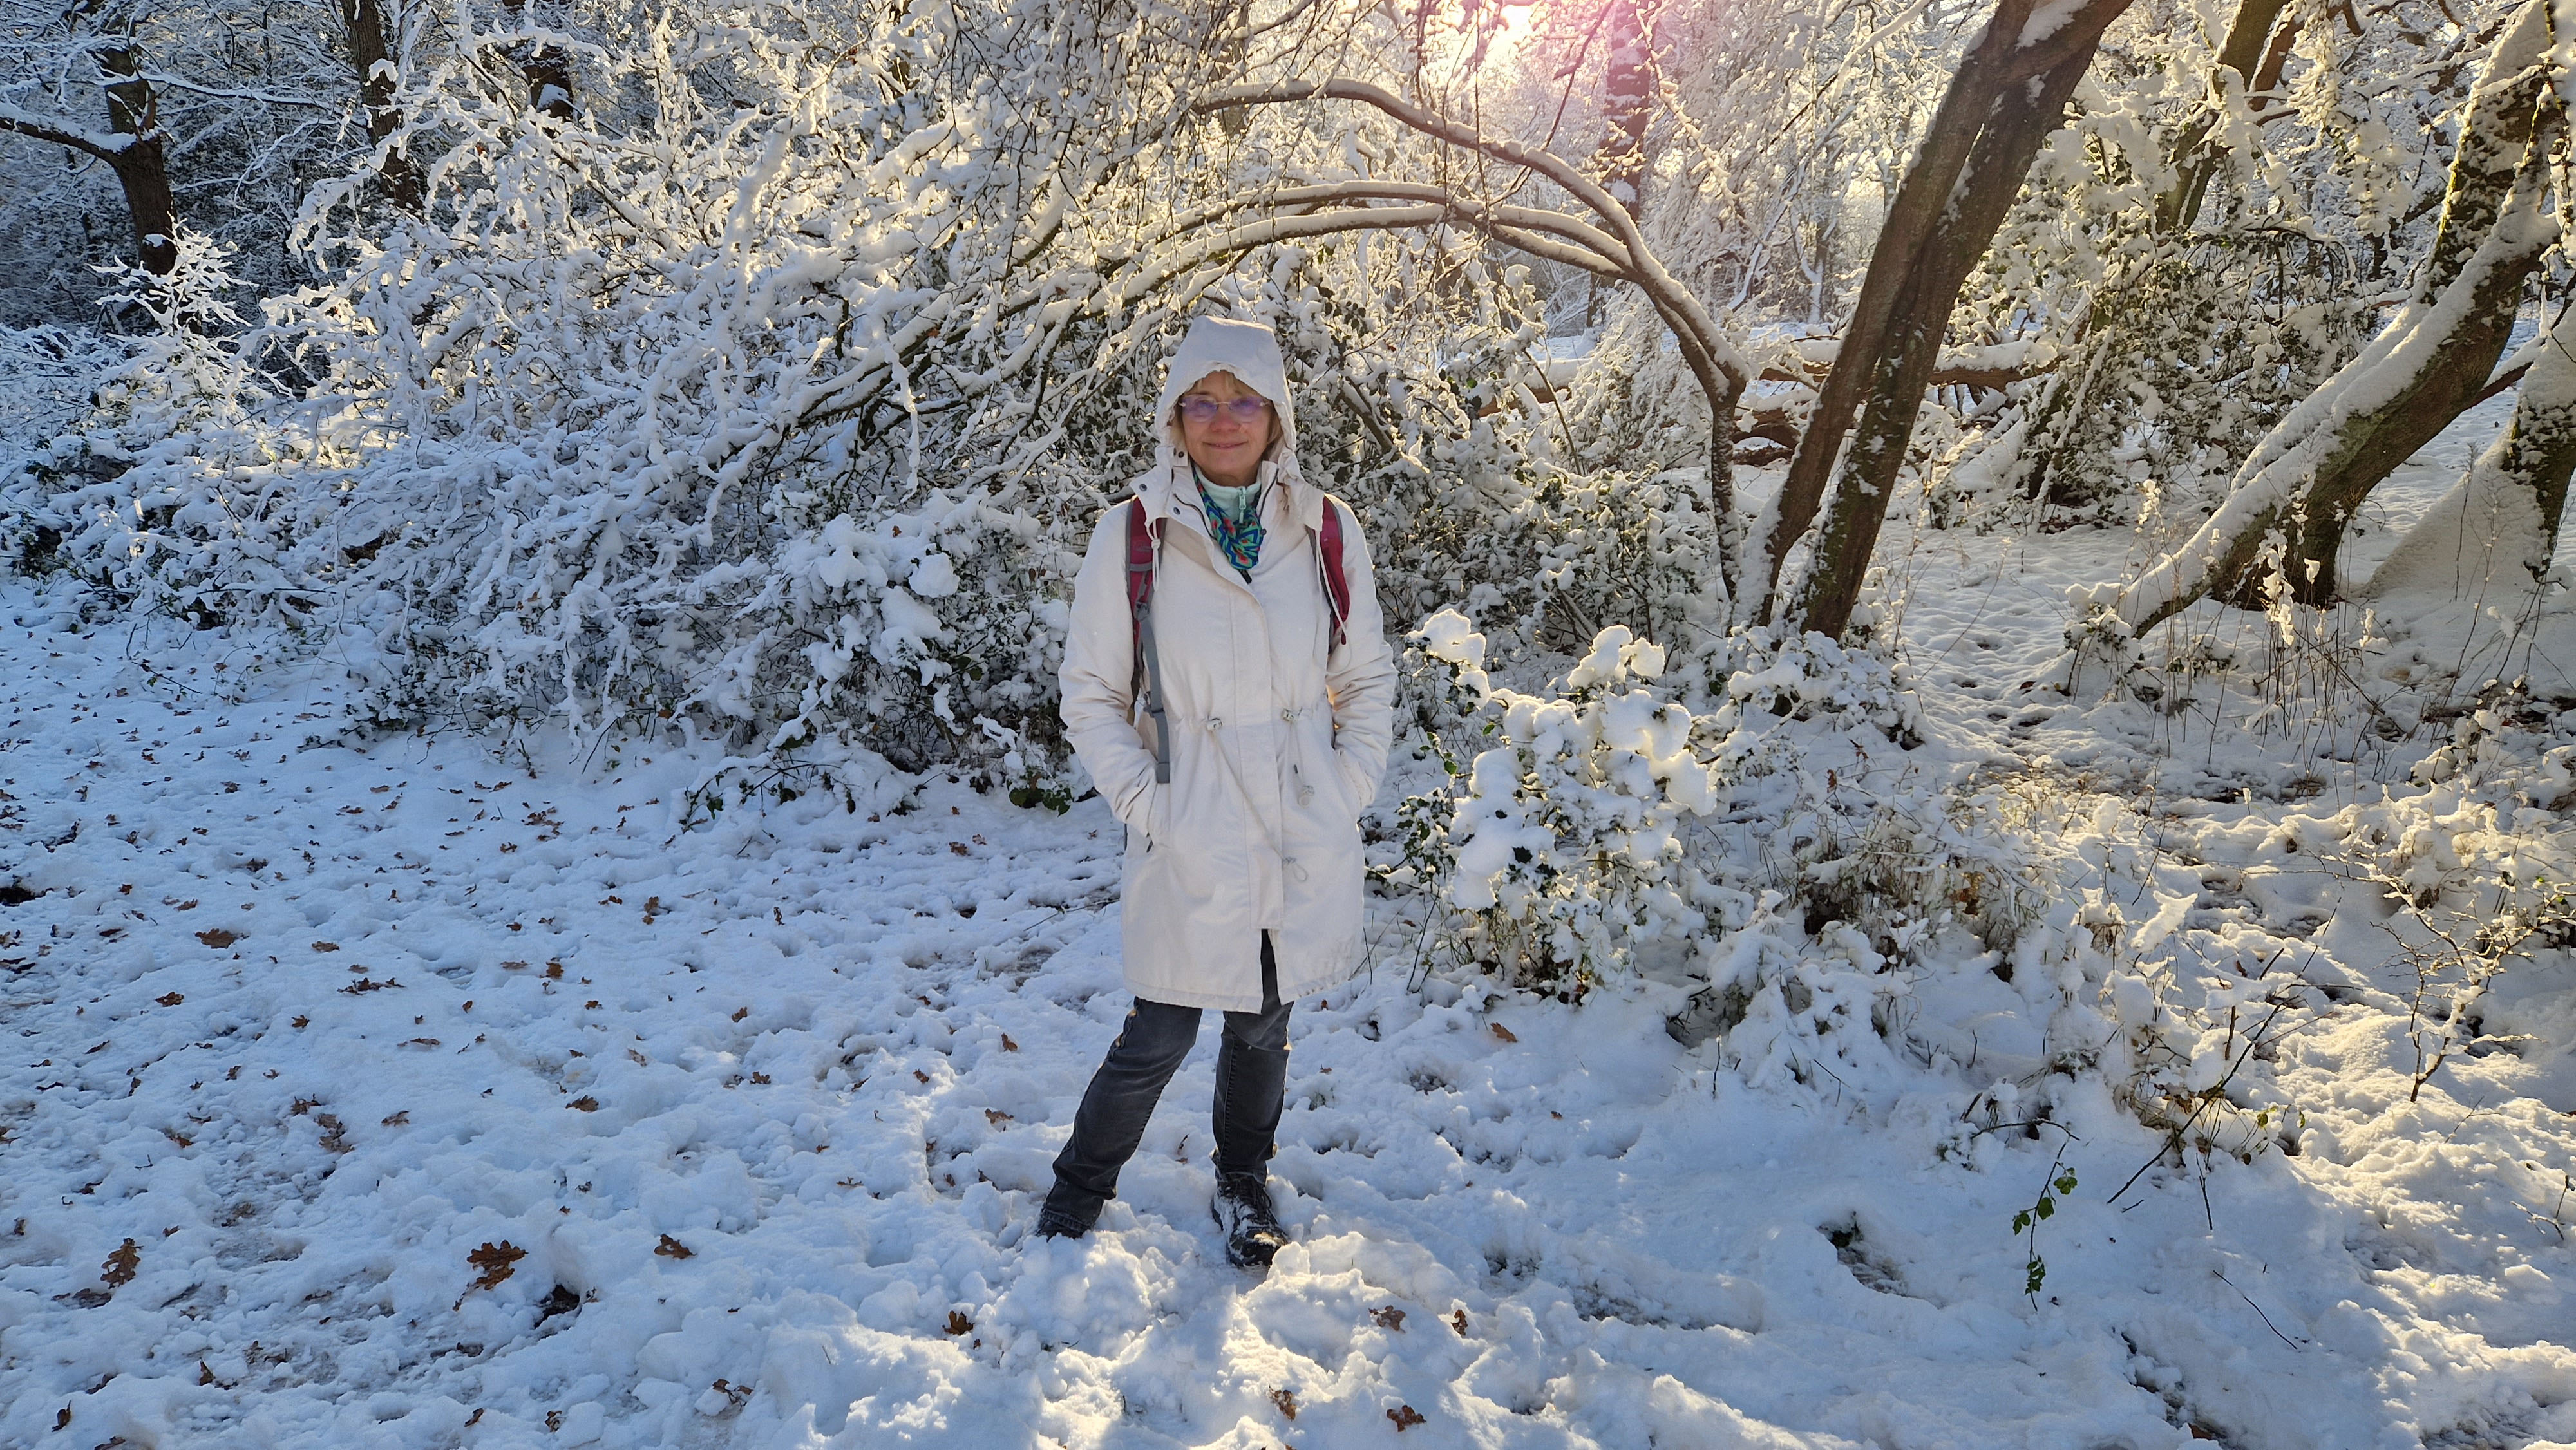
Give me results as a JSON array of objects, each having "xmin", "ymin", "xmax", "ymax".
[{"xmin": 1211, "ymin": 1173, "xmax": 1288, "ymax": 1268}]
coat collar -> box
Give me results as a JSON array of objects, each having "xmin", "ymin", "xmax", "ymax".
[{"xmin": 1137, "ymin": 450, "xmax": 1326, "ymax": 535}]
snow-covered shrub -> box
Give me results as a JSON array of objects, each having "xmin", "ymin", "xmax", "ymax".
[
  {"xmin": 1937, "ymin": 240, "xmax": 2371, "ymax": 534},
  {"xmin": 0, "ymin": 0, "xmax": 1607, "ymax": 805},
  {"xmin": 1, "ymin": 235, "xmax": 285, "ymax": 628},
  {"xmin": 0, "ymin": 325, "xmax": 123, "ymax": 460},
  {"xmin": 1400, "ymin": 611, "xmax": 2058, "ymax": 1087},
  {"xmin": 1403, "ymin": 614, "xmax": 1721, "ymax": 995}
]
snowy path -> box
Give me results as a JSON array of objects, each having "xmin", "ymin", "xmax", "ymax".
[{"xmin": 2, "ymin": 590, "xmax": 2573, "ymax": 1449}]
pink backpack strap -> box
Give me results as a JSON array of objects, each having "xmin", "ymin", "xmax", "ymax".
[
  {"xmin": 1316, "ymin": 496, "xmax": 1350, "ymax": 650},
  {"xmin": 1124, "ymin": 498, "xmax": 1158, "ymax": 628},
  {"xmin": 1123, "ymin": 499, "xmax": 1171, "ymax": 784}
]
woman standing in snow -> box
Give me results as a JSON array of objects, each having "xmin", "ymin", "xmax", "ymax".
[{"xmin": 1040, "ymin": 317, "xmax": 1397, "ymax": 1268}]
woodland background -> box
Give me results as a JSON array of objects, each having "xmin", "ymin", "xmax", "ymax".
[{"xmin": 6, "ymin": 0, "xmax": 2576, "ymax": 1444}]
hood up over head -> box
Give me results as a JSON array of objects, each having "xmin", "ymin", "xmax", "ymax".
[{"xmin": 1152, "ymin": 317, "xmax": 1302, "ymax": 478}]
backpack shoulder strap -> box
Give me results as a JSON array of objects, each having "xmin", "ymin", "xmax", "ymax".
[
  {"xmin": 1124, "ymin": 497, "xmax": 1158, "ymax": 625},
  {"xmin": 1124, "ymin": 498, "xmax": 1172, "ymax": 784},
  {"xmin": 1315, "ymin": 494, "xmax": 1351, "ymax": 650}
]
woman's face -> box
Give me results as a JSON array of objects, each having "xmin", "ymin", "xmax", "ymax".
[{"xmin": 1177, "ymin": 369, "xmax": 1278, "ymax": 489}]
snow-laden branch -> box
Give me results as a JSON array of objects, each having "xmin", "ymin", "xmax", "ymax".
[
  {"xmin": 131, "ymin": 71, "xmax": 341, "ymax": 108},
  {"xmin": 2093, "ymin": 0, "xmax": 2561, "ymax": 628},
  {"xmin": 1191, "ymin": 77, "xmax": 1747, "ymax": 391},
  {"xmin": 2095, "ymin": 184, "xmax": 2560, "ymax": 630},
  {"xmin": 0, "ymin": 101, "xmax": 135, "ymax": 162},
  {"xmin": 1137, "ymin": 180, "xmax": 1647, "ymax": 278}
]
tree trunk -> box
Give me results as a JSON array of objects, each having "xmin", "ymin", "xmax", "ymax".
[
  {"xmin": 2152, "ymin": 0, "xmax": 2295, "ymax": 234},
  {"xmin": 507, "ymin": 0, "xmax": 576, "ymax": 119},
  {"xmin": 343, "ymin": 0, "xmax": 423, "ymax": 209},
  {"xmin": 95, "ymin": 39, "xmax": 177, "ymax": 275},
  {"xmin": 2362, "ymin": 303, "xmax": 2576, "ymax": 600},
  {"xmin": 1755, "ymin": 0, "xmax": 2134, "ymax": 635},
  {"xmin": 1790, "ymin": 10, "xmax": 2128, "ymax": 637},
  {"xmin": 1596, "ymin": 0, "xmax": 1651, "ymax": 219},
  {"xmin": 2105, "ymin": 0, "xmax": 2557, "ymax": 631}
]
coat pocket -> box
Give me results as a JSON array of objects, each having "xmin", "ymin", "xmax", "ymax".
[{"xmin": 1330, "ymin": 748, "xmax": 1374, "ymax": 815}]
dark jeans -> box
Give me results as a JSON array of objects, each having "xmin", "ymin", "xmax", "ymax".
[{"xmin": 1046, "ymin": 935, "xmax": 1291, "ymax": 1225}]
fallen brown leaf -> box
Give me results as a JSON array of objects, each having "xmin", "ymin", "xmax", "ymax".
[
  {"xmin": 1490, "ymin": 1022, "xmax": 1517, "ymax": 1044},
  {"xmin": 1389, "ymin": 1404, "xmax": 1426, "ymax": 1431},
  {"xmin": 466, "ymin": 1241, "xmax": 525, "ymax": 1292},
  {"xmin": 1370, "ymin": 1306, "xmax": 1406, "ymax": 1331},
  {"xmin": 101, "ymin": 1239, "xmax": 140, "ymax": 1288},
  {"xmin": 655, "ymin": 1234, "xmax": 694, "ymax": 1259},
  {"xmin": 195, "ymin": 928, "xmax": 238, "ymax": 948}
]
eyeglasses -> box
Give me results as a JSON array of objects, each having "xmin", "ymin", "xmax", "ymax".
[{"xmin": 1178, "ymin": 395, "xmax": 1273, "ymax": 426}]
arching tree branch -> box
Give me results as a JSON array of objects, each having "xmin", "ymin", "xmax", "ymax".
[{"xmin": 1186, "ymin": 79, "xmax": 1748, "ymax": 605}]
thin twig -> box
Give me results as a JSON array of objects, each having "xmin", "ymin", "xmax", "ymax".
[{"xmin": 2213, "ymin": 1270, "xmax": 2304, "ymax": 1350}]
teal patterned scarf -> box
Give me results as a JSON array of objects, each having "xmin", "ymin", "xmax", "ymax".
[{"xmin": 1193, "ymin": 466, "xmax": 1265, "ymax": 578}]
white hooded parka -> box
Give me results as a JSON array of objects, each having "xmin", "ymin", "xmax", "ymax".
[{"xmin": 1058, "ymin": 319, "xmax": 1399, "ymax": 1012}]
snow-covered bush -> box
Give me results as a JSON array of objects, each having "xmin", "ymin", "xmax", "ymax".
[
  {"xmin": 1401, "ymin": 614, "xmax": 1720, "ymax": 994},
  {"xmin": 1984, "ymin": 240, "xmax": 2370, "ymax": 532},
  {"xmin": 0, "ymin": 0, "xmax": 1643, "ymax": 805},
  {"xmin": 1399, "ymin": 610, "xmax": 2059, "ymax": 1088}
]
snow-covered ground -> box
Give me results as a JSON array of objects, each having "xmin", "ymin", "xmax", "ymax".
[{"xmin": 6, "ymin": 400, "xmax": 2576, "ymax": 1448}]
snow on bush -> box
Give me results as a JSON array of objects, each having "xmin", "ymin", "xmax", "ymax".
[
  {"xmin": 0, "ymin": 0, "xmax": 1743, "ymax": 814},
  {"xmin": 1397, "ymin": 610, "xmax": 2070, "ymax": 1091}
]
